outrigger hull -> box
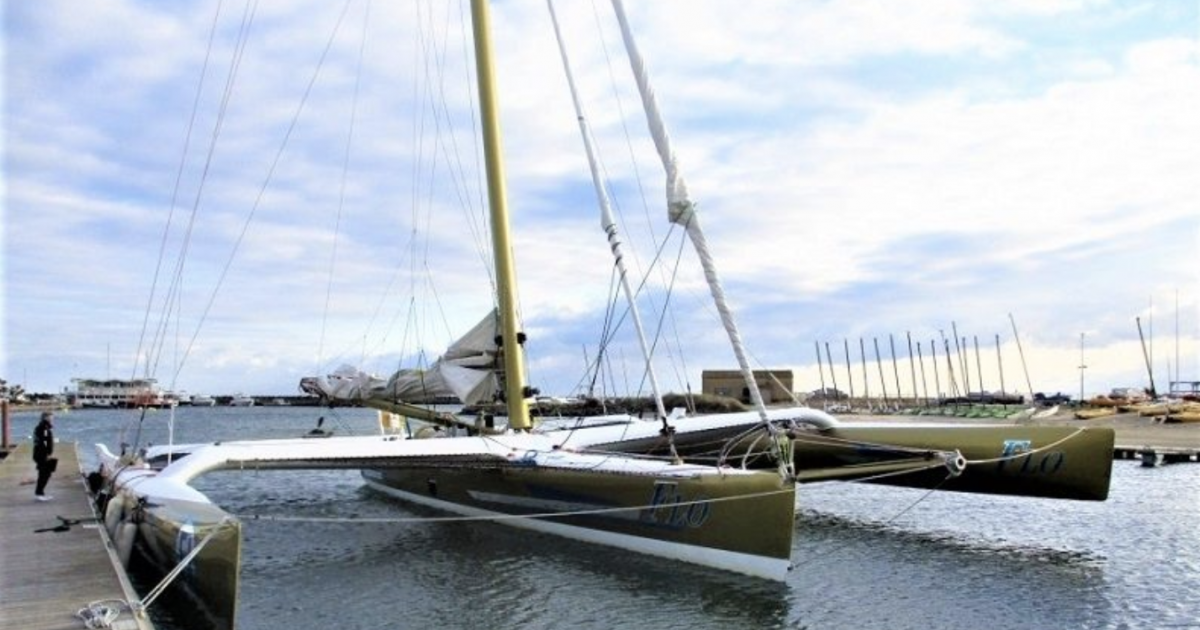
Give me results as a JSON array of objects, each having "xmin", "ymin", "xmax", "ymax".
[
  {"xmin": 790, "ymin": 424, "xmax": 1115, "ymax": 501},
  {"xmin": 100, "ymin": 475, "xmax": 241, "ymax": 630},
  {"xmin": 561, "ymin": 409, "xmax": 1115, "ymax": 502}
]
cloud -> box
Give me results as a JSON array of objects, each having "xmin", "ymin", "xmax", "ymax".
[{"xmin": 4, "ymin": 1, "xmax": 1197, "ymax": 401}]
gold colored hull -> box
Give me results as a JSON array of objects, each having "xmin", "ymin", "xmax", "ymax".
[
  {"xmin": 105, "ymin": 492, "xmax": 242, "ymax": 630},
  {"xmin": 593, "ymin": 420, "xmax": 1114, "ymax": 501},
  {"xmin": 790, "ymin": 424, "xmax": 1114, "ymax": 501},
  {"xmin": 364, "ymin": 460, "xmax": 796, "ymax": 580}
]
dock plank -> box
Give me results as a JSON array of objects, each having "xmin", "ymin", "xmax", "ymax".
[{"xmin": 0, "ymin": 443, "xmax": 152, "ymax": 630}]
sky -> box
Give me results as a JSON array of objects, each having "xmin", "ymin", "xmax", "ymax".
[{"xmin": 3, "ymin": 0, "xmax": 1199, "ymax": 401}]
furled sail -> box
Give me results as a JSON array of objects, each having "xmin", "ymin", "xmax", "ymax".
[
  {"xmin": 611, "ymin": 0, "xmax": 769, "ymax": 421},
  {"xmin": 547, "ymin": 0, "xmax": 668, "ymax": 425},
  {"xmin": 301, "ymin": 311, "xmax": 499, "ymax": 405}
]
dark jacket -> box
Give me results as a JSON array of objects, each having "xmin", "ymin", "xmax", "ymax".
[{"xmin": 33, "ymin": 419, "xmax": 54, "ymax": 464}]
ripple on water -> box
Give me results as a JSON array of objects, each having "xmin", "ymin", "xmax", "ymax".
[{"xmin": 17, "ymin": 408, "xmax": 1199, "ymax": 630}]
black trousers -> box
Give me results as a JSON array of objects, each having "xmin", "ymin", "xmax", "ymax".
[{"xmin": 35, "ymin": 461, "xmax": 53, "ymax": 495}]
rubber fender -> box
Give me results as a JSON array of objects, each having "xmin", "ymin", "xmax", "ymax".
[
  {"xmin": 104, "ymin": 497, "xmax": 125, "ymax": 537},
  {"xmin": 115, "ymin": 522, "xmax": 136, "ymax": 568}
]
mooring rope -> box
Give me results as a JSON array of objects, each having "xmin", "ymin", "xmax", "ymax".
[
  {"xmin": 796, "ymin": 427, "xmax": 1091, "ymax": 583},
  {"xmin": 796, "ymin": 471, "xmax": 956, "ymax": 571},
  {"xmin": 964, "ymin": 427, "xmax": 1087, "ymax": 465},
  {"xmin": 134, "ymin": 516, "xmax": 234, "ymax": 612},
  {"xmin": 235, "ymin": 486, "xmax": 796, "ymax": 525},
  {"xmin": 73, "ymin": 516, "xmax": 234, "ymax": 627},
  {"xmin": 234, "ymin": 453, "xmax": 960, "ymax": 528}
]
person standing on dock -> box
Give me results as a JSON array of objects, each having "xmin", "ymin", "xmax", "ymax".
[{"xmin": 32, "ymin": 411, "xmax": 55, "ymax": 501}]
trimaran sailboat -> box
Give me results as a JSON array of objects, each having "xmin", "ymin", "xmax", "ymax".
[{"xmin": 93, "ymin": 2, "xmax": 1114, "ymax": 629}]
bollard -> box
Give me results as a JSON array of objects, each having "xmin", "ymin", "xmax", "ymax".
[{"xmin": 1, "ymin": 398, "xmax": 10, "ymax": 456}]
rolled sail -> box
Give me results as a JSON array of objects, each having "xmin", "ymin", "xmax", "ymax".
[{"xmin": 301, "ymin": 311, "xmax": 500, "ymax": 406}]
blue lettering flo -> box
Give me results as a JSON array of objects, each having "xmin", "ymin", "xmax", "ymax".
[{"xmin": 998, "ymin": 439, "xmax": 1033, "ymax": 472}]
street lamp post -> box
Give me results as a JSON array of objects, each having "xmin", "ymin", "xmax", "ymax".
[{"xmin": 1078, "ymin": 332, "xmax": 1088, "ymax": 404}]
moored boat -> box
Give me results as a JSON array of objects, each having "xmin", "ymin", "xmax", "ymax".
[
  {"xmin": 1074, "ymin": 407, "xmax": 1117, "ymax": 420},
  {"xmin": 1166, "ymin": 408, "xmax": 1200, "ymax": 423},
  {"xmin": 191, "ymin": 394, "xmax": 217, "ymax": 407},
  {"xmin": 90, "ymin": 2, "xmax": 1118, "ymax": 627},
  {"xmin": 227, "ymin": 394, "xmax": 254, "ymax": 407}
]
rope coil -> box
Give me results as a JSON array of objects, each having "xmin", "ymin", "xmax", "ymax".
[{"xmin": 76, "ymin": 600, "xmax": 127, "ymax": 629}]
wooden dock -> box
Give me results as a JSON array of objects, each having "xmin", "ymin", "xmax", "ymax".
[
  {"xmin": 1113, "ymin": 444, "xmax": 1200, "ymax": 466},
  {"xmin": 0, "ymin": 443, "xmax": 153, "ymax": 630}
]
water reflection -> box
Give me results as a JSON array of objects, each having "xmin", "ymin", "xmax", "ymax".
[
  {"xmin": 793, "ymin": 488, "xmax": 1122, "ymax": 630},
  {"xmin": 228, "ymin": 483, "xmax": 793, "ymax": 630}
]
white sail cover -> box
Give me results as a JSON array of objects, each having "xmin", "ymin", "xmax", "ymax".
[{"xmin": 302, "ymin": 312, "xmax": 499, "ymax": 405}]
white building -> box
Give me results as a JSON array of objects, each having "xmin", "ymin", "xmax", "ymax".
[{"xmin": 70, "ymin": 378, "xmax": 168, "ymax": 409}]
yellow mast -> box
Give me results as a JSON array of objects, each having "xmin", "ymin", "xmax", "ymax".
[{"xmin": 469, "ymin": 0, "xmax": 532, "ymax": 431}]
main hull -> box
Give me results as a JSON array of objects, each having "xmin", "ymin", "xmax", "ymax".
[
  {"xmin": 92, "ymin": 432, "xmax": 796, "ymax": 630},
  {"xmin": 363, "ymin": 458, "xmax": 795, "ymax": 580}
]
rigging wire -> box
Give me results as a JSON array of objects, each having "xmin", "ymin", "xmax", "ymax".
[
  {"xmin": 639, "ymin": 222, "xmax": 690, "ymax": 398},
  {"xmin": 581, "ymin": 262, "xmax": 625, "ymax": 398},
  {"xmin": 586, "ymin": 0, "xmax": 693, "ymax": 398},
  {"xmin": 154, "ymin": 0, "xmax": 260, "ymax": 387},
  {"xmin": 127, "ymin": 0, "xmax": 256, "ymax": 457},
  {"xmin": 431, "ymin": 0, "xmax": 496, "ymax": 295},
  {"xmin": 318, "ymin": 0, "xmax": 493, "ymax": 384},
  {"xmin": 455, "ymin": 0, "xmax": 492, "ymax": 277},
  {"xmin": 131, "ymin": 0, "xmax": 229, "ymax": 384},
  {"xmin": 163, "ymin": 0, "xmax": 357, "ymax": 391},
  {"xmin": 574, "ymin": 221, "xmax": 683, "ymax": 403},
  {"xmin": 309, "ymin": 0, "xmax": 501, "ymax": 411},
  {"xmin": 139, "ymin": 0, "xmax": 257, "ymax": 389},
  {"xmin": 317, "ymin": 0, "xmax": 373, "ymax": 375}
]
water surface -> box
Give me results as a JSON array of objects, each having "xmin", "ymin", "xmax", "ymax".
[{"xmin": 8, "ymin": 406, "xmax": 1198, "ymax": 629}]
